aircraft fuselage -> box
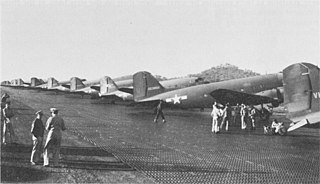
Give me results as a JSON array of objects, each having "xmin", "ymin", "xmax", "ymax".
[{"xmin": 142, "ymin": 73, "xmax": 283, "ymax": 108}]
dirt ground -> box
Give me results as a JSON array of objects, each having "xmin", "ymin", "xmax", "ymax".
[{"xmin": 1, "ymin": 87, "xmax": 155, "ymax": 184}]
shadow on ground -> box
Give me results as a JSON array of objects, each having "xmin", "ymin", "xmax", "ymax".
[
  {"xmin": 1, "ymin": 165, "xmax": 50, "ymax": 182},
  {"xmin": 1, "ymin": 143, "xmax": 134, "ymax": 182}
]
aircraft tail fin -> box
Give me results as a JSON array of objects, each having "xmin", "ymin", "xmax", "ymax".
[
  {"xmin": 283, "ymin": 63, "xmax": 320, "ymax": 118},
  {"xmin": 31, "ymin": 77, "xmax": 44, "ymax": 87},
  {"xmin": 47, "ymin": 77, "xmax": 59, "ymax": 89},
  {"xmin": 133, "ymin": 71, "xmax": 165, "ymax": 101},
  {"xmin": 100, "ymin": 76, "xmax": 118, "ymax": 95},
  {"xmin": 70, "ymin": 77, "xmax": 85, "ymax": 91},
  {"xmin": 11, "ymin": 79, "xmax": 25, "ymax": 86}
]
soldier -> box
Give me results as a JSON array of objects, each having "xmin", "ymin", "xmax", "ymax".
[
  {"xmin": 233, "ymin": 103, "xmax": 241, "ymax": 125},
  {"xmin": 1, "ymin": 93, "xmax": 10, "ymax": 109},
  {"xmin": 43, "ymin": 108, "xmax": 66, "ymax": 167},
  {"xmin": 271, "ymin": 119, "xmax": 281, "ymax": 134},
  {"xmin": 30, "ymin": 110, "xmax": 45, "ymax": 165},
  {"xmin": 154, "ymin": 100, "xmax": 166, "ymax": 123},
  {"xmin": 220, "ymin": 103, "xmax": 231, "ymax": 131},
  {"xmin": 1, "ymin": 93, "xmax": 10, "ymax": 142},
  {"xmin": 240, "ymin": 104, "xmax": 248, "ymax": 130},
  {"xmin": 248, "ymin": 105, "xmax": 257, "ymax": 130},
  {"xmin": 211, "ymin": 102, "xmax": 221, "ymax": 133},
  {"xmin": 2, "ymin": 102, "xmax": 17, "ymax": 145}
]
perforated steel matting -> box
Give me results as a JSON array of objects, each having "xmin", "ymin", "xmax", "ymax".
[{"xmin": 10, "ymin": 88, "xmax": 320, "ymax": 183}]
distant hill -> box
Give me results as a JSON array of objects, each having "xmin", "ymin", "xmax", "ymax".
[{"xmin": 188, "ymin": 63, "xmax": 260, "ymax": 82}]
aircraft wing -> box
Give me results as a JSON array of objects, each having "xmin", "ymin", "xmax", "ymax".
[
  {"xmin": 118, "ymin": 87, "xmax": 133, "ymax": 95},
  {"xmin": 64, "ymin": 91, "xmax": 87, "ymax": 95},
  {"xmin": 61, "ymin": 84, "xmax": 70, "ymax": 89},
  {"xmin": 210, "ymin": 89, "xmax": 278, "ymax": 106},
  {"xmin": 90, "ymin": 86, "xmax": 100, "ymax": 91},
  {"xmin": 99, "ymin": 94, "xmax": 135, "ymax": 103}
]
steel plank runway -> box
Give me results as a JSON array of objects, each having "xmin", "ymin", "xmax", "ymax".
[{"xmin": 4, "ymin": 88, "xmax": 320, "ymax": 184}]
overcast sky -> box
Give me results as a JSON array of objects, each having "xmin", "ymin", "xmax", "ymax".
[{"xmin": 1, "ymin": 0, "xmax": 319, "ymax": 82}]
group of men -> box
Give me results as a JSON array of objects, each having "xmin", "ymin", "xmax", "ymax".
[
  {"xmin": 211, "ymin": 102, "xmax": 258, "ymax": 133},
  {"xmin": 1, "ymin": 93, "xmax": 66, "ymax": 167},
  {"xmin": 152, "ymin": 100, "xmax": 261, "ymax": 133},
  {"xmin": 31, "ymin": 107, "xmax": 66, "ymax": 167}
]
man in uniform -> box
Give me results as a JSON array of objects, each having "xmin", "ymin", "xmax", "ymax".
[
  {"xmin": 1, "ymin": 93, "xmax": 10, "ymax": 109},
  {"xmin": 154, "ymin": 100, "xmax": 166, "ymax": 123},
  {"xmin": 30, "ymin": 110, "xmax": 45, "ymax": 165},
  {"xmin": 211, "ymin": 102, "xmax": 221, "ymax": 133},
  {"xmin": 220, "ymin": 103, "xmax": 231, "ymax": 131},
  {"xmin": 2, "ymin": 102, "xmax": 17, "ymax": 145},
  {"xmin": 43, "ymin": 108, "xmax": 66, "ymax": 167},
  {"xmin": 271, "ymin": 119, "xmax": 281, "ymax": 134},
  {"xmin": 240, "ymin": 104, "xmax": 248, "ymax": 130},
  {"xmin": 233, "ymin": 103, "xmax": 241, "ymax": 126},
  {"xmin": 1, "ymin": 93, "xmax": 10, "ymax": 143},
  {"xmin": 248, "ymin": 105, "xmax": 257, "ymax": 130}
]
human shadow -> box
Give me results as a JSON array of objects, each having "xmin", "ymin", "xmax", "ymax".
[
  {"xmin": 1, "ymin": 165, "xmax": 49, "ymax": 182},
  {"xmin": 1, "ymin": 143, "xmax": 134, "ymax": 175}
]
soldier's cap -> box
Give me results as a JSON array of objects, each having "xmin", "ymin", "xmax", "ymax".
[
  {"xmin": 50, "ymin": 108, "xmax": 58, "ymax": 113},
  {"xmin": 35, "ymin": 110, "xmax": 43, "ymax": 115}
]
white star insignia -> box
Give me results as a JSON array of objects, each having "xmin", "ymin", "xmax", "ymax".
[{"xmin": 166, "ymin": 94, "xmax": 187, "ymax": 104}]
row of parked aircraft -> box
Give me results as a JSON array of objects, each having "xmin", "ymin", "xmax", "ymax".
[{"xmin": 1, "ymin": 62, "xmax": 319, "ymax": 132}]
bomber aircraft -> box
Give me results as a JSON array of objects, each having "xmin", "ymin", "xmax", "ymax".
[
  {"xmin": 284, "ymin": 62, "xmax": 320, "ymax": 132},
  {"xmin": 4, "ymin": 78, "xmax": 31, "ymax": 89},
  {"xmin": 40, "ymin": 77, "xmax": 72, "ymax": 92},
  {"xmin": 2, "ymin": 77, "xmax": 45, "ymax": 89},
  {"xmin": 132, "ymin": 71, "xmax": 284, "ymax": 109},
  {"xmin": 95, "ymin": 76, "xmax": 205, "ymax": 102},
  {"xmin": 0, "ymin": 81, "xmax": 11, "ymax": 86},
  {"xmin": 68, "ymin": 77, "xmax": 100, "ymax": 93}
]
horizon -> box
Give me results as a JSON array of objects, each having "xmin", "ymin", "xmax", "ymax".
[
  {"xmin": 1, "ymin": 62, "xmax": 281, "ymax": 83},
  {"xmin": 1, "ymin": 0, "xmax": 319, "ymax": 82}
]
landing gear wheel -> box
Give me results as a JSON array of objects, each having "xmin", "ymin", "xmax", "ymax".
[
  {"xmin": 278, "ymin": 127, "xmax": 287, "ymax": 136},
  {"xmin": 260, "ymin": 108, "xmax": 270, "ymax": 121}
]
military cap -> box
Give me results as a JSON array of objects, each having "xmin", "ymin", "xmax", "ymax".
[
  {"xmin": 50, "ymin": 108, "xmax": 58, "ymax": 113},
  {"xmin": 35, "ymin": 110, "xmax": 43, "ymax": 115}
]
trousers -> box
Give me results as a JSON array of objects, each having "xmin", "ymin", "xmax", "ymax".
[{"xmin": 31, "ymin": 135, "xmax": 43, "ymax": 163}]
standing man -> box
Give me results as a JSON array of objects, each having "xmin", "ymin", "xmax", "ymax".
[
  {"xmin": 1, "ymin": 93, "xmax": 10, "ymax": 109},
  {"xmin": 1, "ymin": 93, "xmax": 10, "ymax": 143},
  {"xmin": 233, "ymin": 103, "xmax": 241, "ymax": 126},
  {"xmin": 220, "ymin": 103, "xmax": 231, "ymax": 131},
  {"xmin": 30, "ymin": 110, "xmax": 45, "ymax": 165},
  {"xmin": 248, "ymin": 105, "xmax": 257, "ymax": 130},
  {"xmin": 211, "ymin": 102, "xmax": 221, "ymax": 133},
  {"xmin": 43, "ymin": 108, "xmax": 66, "ymax": 167},
  {"xmin": 154, "ymin": 100, "xmax": 166, "ymax": 123},
  {"xmin": 240, "ymin": 104, "xmax": 248, "ymax": 130},
  {"xmin": 2, "ymin": 102, "xmax": 17, "ymax": 145}
]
